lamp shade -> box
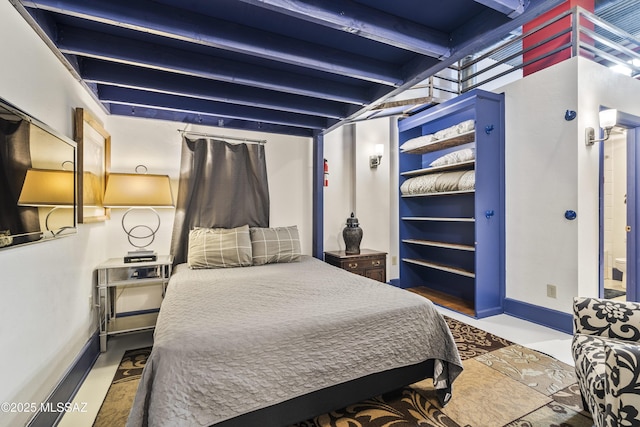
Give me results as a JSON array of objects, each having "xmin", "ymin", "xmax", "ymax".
[
  {"xmin": 599, "ymin": 109, "xmax": 617, "ymax": 128},
  {"xmin": 18, "ymin": 169, "xmax": 75, "ymax": 207},
  {"xmin": 103, "ymin": 173, "xmax": 174, "ymax": 208}
]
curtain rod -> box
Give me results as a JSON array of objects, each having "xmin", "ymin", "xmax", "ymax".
[{"xmin": 178, "ymin": 129, "xmax": 267, "ymax": 144}]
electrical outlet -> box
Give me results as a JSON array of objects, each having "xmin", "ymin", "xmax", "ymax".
[
  {"xmin": 88, "ymin": 294, "xmax": 93, "ymax": 309},
  {"xmin": 547, "ymin": 284, "xmax": 557, "ymax": 299},
  {"xmin": 391, "ymin": 256, "xmax": 397, "ymax": 265}
]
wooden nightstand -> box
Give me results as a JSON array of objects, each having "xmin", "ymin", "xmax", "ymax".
[
  {"xmin": 324, "ymin": 249, "xmax": 387, "ymax": 283},
  {"xmin": 96, "ymin": 255, "xmax": 173, "ymax": 352}
]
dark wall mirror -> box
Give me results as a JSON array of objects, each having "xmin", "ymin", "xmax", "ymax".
[{"xmin": 0, "ymin": 99, "xmax": 77, "ymax": 249}]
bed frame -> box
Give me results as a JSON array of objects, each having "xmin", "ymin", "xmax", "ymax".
[{"xmin": 216, "ymin": 359, "xmax": 435, "ymax": 426}]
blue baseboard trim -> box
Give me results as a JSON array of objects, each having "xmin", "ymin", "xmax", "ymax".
[
  {"xmin": 475, "ymin": 306, "xmax": 504, "ymax": 319},
  {"xmin": 503, "ymin": 298, "xmax": 573, "ymax": 334},
  {"xmin": 389, "ymin": 278, "xmax": 407, "ymax": 288},
  {"xmin": 27, "ymin": 331, "xmax": 100, "ymax": 427}
]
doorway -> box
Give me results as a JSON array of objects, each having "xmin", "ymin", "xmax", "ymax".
[
  {"xmin": 602, "ymin": 127, "xmax": 627, "ymax": 300},
  {"xmin": 600, "ymin": 111, "xmax": 640, "ymax": 302}
]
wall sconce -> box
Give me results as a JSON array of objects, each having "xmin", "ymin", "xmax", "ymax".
[
  {"xmin": 369, "ymin": 144, "xmax": 384, "ymax": 168},
  {"xmin": 585, "ymin": 109, "xmax": 617, "ymax": 146},
  {"xmin": 103, "ymin": 166, "xmax": 174, "ymax": 262}
]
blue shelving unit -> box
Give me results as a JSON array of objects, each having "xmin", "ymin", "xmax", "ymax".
[{"xmin": 397, "ymin": 89, "xmax": 504, "ymax": 318}]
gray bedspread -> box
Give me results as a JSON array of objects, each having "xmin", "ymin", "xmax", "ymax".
[{"xmin": 127, "ymin": 256, "xmax": 462, "ymax": 427}]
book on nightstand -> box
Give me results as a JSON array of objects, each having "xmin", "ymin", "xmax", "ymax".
[{"xmin": 124, "ymin": 250, "xmax": 157, "ymax": 263}]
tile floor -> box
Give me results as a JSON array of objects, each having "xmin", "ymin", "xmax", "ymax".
[{"xmin": 59, "ymin": 305, "xmax": 574, "ymax": 427}]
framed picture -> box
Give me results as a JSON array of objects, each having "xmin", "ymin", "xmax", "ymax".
[{"xmin": 74, "ymin": 108, "xmax": 111, "ymax": 223}]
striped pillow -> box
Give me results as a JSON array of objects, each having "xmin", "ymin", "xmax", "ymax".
[
  {"xmin": 187, "ymin": 225, "xmax": 253, "ymax": 269},
  {"xmin": 250, "ymin": 226, "xmax": 301, "ymax": 265}
]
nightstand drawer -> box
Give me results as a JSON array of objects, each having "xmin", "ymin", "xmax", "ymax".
[
  {"xmin": 324, "ymin": 249, "xmax": 387, "ymax": 283},
  {"xmin": 341, "ymin": 258, "xmax": 385, "ymax": 271}
]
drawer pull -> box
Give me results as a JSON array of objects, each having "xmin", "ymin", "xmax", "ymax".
[
  {"xmin": 371, "ymin": 260, "xmax": 381, "ymax": 267},
  {"xmin": 348, "ymin": 262, "xmax": 358, "ymax": 269}
]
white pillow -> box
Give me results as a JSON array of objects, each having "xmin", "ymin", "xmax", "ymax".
[
  {"xmin": 432, "ymin": 120, "xmax": 475, "ymax": 141},
  {"xmin": 400, "ymin": 134, "xmax": 435, "ymax": 152},
  {"xmin": 434, "ymin": 126, "xmax": 457, "ymax": 140},
  {"xmin": 429, "ymin": 148, "xmax": 475, "ymax": 167},
  {"xmin": 456, "ymin": 119, "xmax": 475, "ymax": 134}
]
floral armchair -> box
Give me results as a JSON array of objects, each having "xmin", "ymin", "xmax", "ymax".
[{"xmin": 572, "ymin": 297, "xmax": 640, "ymax": 427}]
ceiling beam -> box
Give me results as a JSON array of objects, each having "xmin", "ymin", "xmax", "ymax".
[
  {"xmin": 57, "ymin": 26, "xmax": 373, "ymax": 106},
  {"xmin": 81, "ymin": 60, "xmax": 348, "ymax": 119},
  {"xmin": 450, "ymin": 9, "xmax": 512, "ymax": 51},
  {"xmin": 451, "ymin": 0, "xmax": 564, "ymax": 52},
  {"xmin": 98, "ymin": 86, "xmax": 334, "ymax": 130},
  {"xmin": 324, "ymin": 0, "xmax": 566, "ymax": 134},
  {"xmin": 234, "ymin": 0, "xmax": 451, "ymax": 58},
  {"xmin": 23, "ymin": 0, "xmax": 403, "ymax": 86},
  {"xmin": 474, "ymin": 0, "xmax": 529, "ymax": 18},
  {"xmin": 108, "ymin": 105, "xmax": 315, "ymax": 138}
]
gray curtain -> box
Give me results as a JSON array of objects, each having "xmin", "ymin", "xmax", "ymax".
[{"xmin": 170, "ymin": 137, "xmax": 270, "ymax": 264}]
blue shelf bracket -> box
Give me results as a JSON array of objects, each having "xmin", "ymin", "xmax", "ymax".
[
  {"xmin": 485, "ymin": 124, "xmax": 494, "ymax": 134},
  {"xmin": 485, "ymin": 210, "xmax": 495, "ymax": 219}
]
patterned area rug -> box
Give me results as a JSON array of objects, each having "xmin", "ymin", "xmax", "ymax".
[
  {"xmin": 92, "ymin": 347, "xmax": 150, "ymax": 427},
  {"xmin": 93, "ymin": 317, "xmax": 594, "ymax": 427}
]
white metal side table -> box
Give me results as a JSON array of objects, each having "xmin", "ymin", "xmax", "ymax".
[{"xmin": 96, "ymin": 255, "xmax": 173, "ymax": 352}]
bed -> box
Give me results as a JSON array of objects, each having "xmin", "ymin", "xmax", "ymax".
[{"xmin": 126, "ymin": 255, "xmax": 463, "ymax": 427}]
